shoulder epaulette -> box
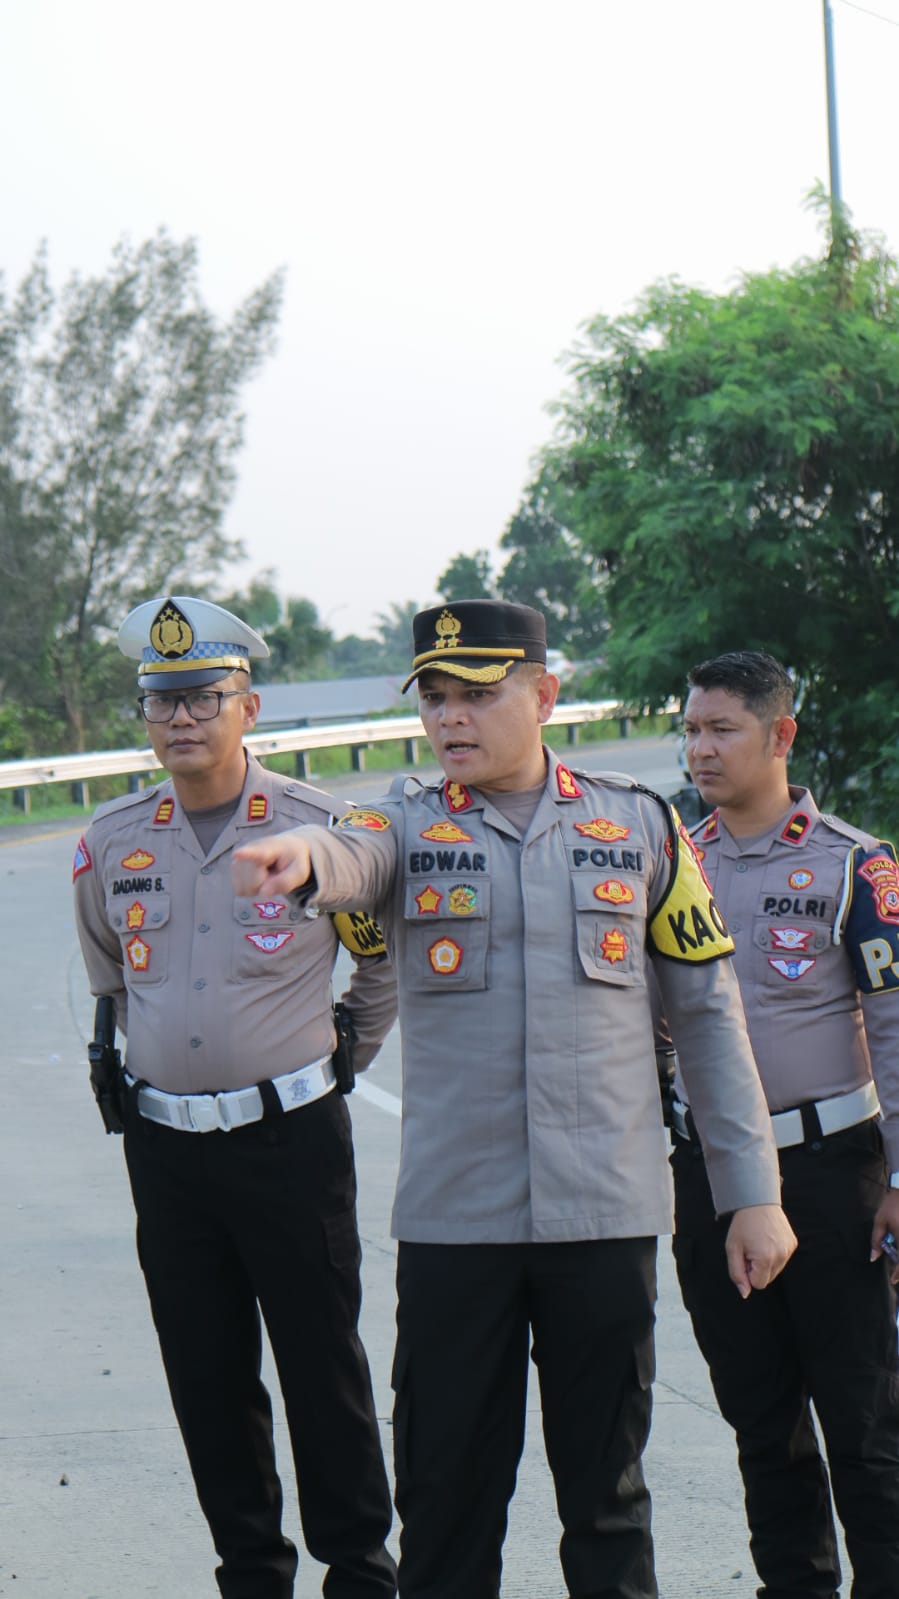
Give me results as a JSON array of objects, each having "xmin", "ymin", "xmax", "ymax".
[
  {"xmin": 818, "ymin": 811, "xmax": 879, "ymax": 851},
  {"xmin": 90, "ymin": 785, "xmax": 164, "ymax": 825}
]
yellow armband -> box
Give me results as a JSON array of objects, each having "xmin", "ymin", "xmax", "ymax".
[
  {"xmin": 333, "ymin": 909, "xmax": 387, "ymax": 958},
  {"xmin": 649, "ymin": 809, "xmax": 734, "ymax": 963}
]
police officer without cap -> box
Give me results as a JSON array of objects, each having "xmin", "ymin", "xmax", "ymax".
[
  {"xmin": 73, "ymin": 596, "xmax": 398, "ymax": 1599},
  {"xmin": 668, "ymin": 651, "xmax": 899, "ymax": 1599},
  {"xmin": 232, "ymin": 599, "xmax": 797, "ymax": 1599}
]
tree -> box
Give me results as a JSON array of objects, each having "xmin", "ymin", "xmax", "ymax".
[
  {"xmin": 373, "ymin": 600, "xmax": 420, "ymax": 673},
  {"xmin": 436, "ymin": 550, "xmax": 496, "ymax": 601},
  {"xmin": 496, "ymin": 489, "xmax": 608, "ymax": 660},
  {"xmin": 0, "ymin": 233, "xmax": 283, "ymax": 750},
  {"xmin": 537, "ymin": 194, "xmax": 899, "ymax": 827}
]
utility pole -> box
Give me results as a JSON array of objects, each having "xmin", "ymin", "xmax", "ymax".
[{"xmin": 822, "ymin": 0, "xmax": 843, "ymax": 204}]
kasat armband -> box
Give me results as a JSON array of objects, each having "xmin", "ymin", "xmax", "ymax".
[
  {"xmin": 333, "ymin": 909, "xmax": 387, "ymax": 958},
  {"xmin": 648, "ymin": 809, "xmax": 734, "ymax": 964}
]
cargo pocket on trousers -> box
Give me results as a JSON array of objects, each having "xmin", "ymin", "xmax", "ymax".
[{"xmin": 322, "ymin": 1208, "xmax": 363, "ymax": 1333}]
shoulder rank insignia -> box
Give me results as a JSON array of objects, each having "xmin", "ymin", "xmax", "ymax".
[
  {"xmin": 575, "ymin": 817, "xmax": 630, "ymax": 843},
  {"xmin": 781, "ymin": 811, "xmax": 811, "ymax": 845},
  {"xmin": 337, "ymin": 808, "xmax": 391, "ymax": 831},
  {"xmin": 649, "ymin": 816, "xmax": 734, "ymax": 964},
  {"xmin": 428, "ymin": 937, "xmax": 462, "ymax": 974},
  {"xmin": 247, "ymin": 794, "xmax": 269, "ymax": 822},
  {"xmin": 696, "ymin": 811, "xmax": 719, "ymax": 842},
  {"xmin": 420, "ymin": 821, "xmax": 474, "ymax": 843},
  {"xmin": 556, "ymin": 764, "xmax": 584, "ymax": 799},
  {"xmin": 333, "ymin": 909, "xmax": 387, "ymax": 956},
  {"xmin": 443, "ymin": 781, "xmax": 473, "ymax": 813},
  {"xmin": 72, "ymin": 836, "xmax": 92, "ymax": 880},
  {"xmin": 121, "ymin": 849, "xmax": 155, "ymax": 871},
  {"xmin": 153, "ymin": 798, "xmax": 175, "ymax": 825}
]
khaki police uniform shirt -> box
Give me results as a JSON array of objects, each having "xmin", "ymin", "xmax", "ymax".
[
  {"xmin": 280, "ymin": 749, "xmax": 780, "ymax": 1244},
  {"xmin": 680, "ymin": 786, "xmax": 899, "ymax": 1169},
  {"xmin": 73, "ymin": 755, "xmax": 396, "ymax": 1093}
]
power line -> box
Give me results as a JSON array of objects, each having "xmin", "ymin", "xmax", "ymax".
[{"xmin": 836, "ymin": 0, "xmax": 899, "ymax": 29}]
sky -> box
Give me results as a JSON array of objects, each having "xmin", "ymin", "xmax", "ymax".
[{"xmin": 2, "ymin": 0, "xmax": 898, "ymax": 639}]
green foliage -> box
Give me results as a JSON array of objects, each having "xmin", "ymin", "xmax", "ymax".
[
  {"xmin": 0, "ymin": 233, "xmax": 283, "ymax": 752},
  {"xmin": 437, "ymin": 549, "xmax": 496, "ymax": 601},
  {"xmin": 537, "ymin": 193, "xmax": 899, "ymax": 830},
  {"xmin": 497, "ymin": 488, "xmax": 608, "ymax": 658}
]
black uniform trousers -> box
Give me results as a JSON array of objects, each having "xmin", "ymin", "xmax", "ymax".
[
  {"xmin": 123, "ymin": 1086, "xmax": 397, "ymax": 1599},
  {"xmin": 672, "ymin": 1119, "xmax": 899, "ymax": 1599},
  {"xmin": 392, "ymin": 1237, "xmax": 659, "ymax": 1599}
]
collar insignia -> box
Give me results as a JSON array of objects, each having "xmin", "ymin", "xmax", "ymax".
[
  {"xmin": 153, "ymin": 798, "xmax": 175, "ymax": 825},
  {"xmin": 556, "ymin": 763, "xmax": 583, "ymax": 798},
  {"xmin": 247, "ymin": 794, "xmax": 269, "ymax": 822},
  {"xmin": 781, "ymin": 811, "xmax": 811, "ymax": 845},
  {"xmin": 443, "ymin": 781, "xmax": 473, "ymax": 812}
]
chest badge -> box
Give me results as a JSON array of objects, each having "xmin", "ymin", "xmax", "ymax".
[
  {"xmin": 245, "ymin": 931, "xmax": 295, "ymax": 953},
  {"xmin": 415, "ymin": 885, "xmax": 443, "ymax": 915},
  {"xmin": 121, "ymin": 849, "xmax": 155, "ymax": 871},
  {"xmin": 428, "ymin": 937, "xmax": 462, "ymax": 974},
  {"xmin": 594, "ymin": 880, "xmax": 634, "ymax": 905},
  {"xmin": 770, "ymin": 926, "xmax": 812, "ymax": 951},
  {"xmin": 126, "ymin": 902, "xmax": 147, "ymax": 930},
  {"xmin": 253, "ymin": 901, "xmax": 284, "ymax": 919},
  {"xmin": 769, "ymin": 957, "xmax": 816, "ymax": 981},
  {"xmin": 126, "ymin": 935, "xmax": 151, "ymax": 971},
  {"xmin": 448, "ymin": 884, "xmax": 478, "ymax": 915},
  {"xmin": 420, "ymin": 821, "xmax": 474, "ymax": 843},
  {"xmin": 575, "ymin": 818, "xmax": 631, "ymax": 843},
  {"xmin": 788, "ymin": 869, "xmax": 814, "ymax": 890},
  {"xmin": 600, "ymin": 929, "xmax": 628, "ymax": 964}
]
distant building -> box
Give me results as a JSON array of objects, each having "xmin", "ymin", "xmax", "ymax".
[{"xmin": 255, "ymin": 676, "xmax": 406, "ymax": 730}]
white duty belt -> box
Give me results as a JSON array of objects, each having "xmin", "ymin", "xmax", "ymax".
[
  {"xmin": 124, "ymin": 1055, "xmax": 335, "ymax": 1133},
  {"xmin": 672, "ymin": 1079, "xmax": 880, "ymax": 1152}
]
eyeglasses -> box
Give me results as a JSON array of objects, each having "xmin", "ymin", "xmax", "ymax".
[{"xmin": 137, "ymin": 690, "xmax": 248, "ymax": 723}]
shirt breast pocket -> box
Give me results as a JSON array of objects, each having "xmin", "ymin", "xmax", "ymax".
[
  {"xmin": 231, "ymin": 896, "xmax": 308, "ymax": 980},
  {"xmin": 106, "ymin": 891, "xmax": 171, "ymax": 986},
  {"xmin": 571, "ymin": 873, "xmax": 646, "ymax": 986},
  {"xmin": 401, "ymin": 877, "xmax": 490, "ymax": 991}
]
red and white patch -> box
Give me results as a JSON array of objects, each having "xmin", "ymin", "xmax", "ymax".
[
  {"xmin": 556, "ymin": 764, "xmax": 584, "ymax": 799},
  {"xmin": 428, "ymin": 937, "xmax": 462, "ymax": 974},
  {"xmin": 420, "ymin": 821, "xmax": 474, "ymax": 843},
  {"xmin": 153, "ymin": 798, "xmax": 175, "ymax": 825},
  {"xmin": 253, "ymin": 900, "xmax": 284, "ymax": 920},
  {"xmin": 126, "ymin": 902, "xmax": 147, "ymax": 930},
  {"xmin": 594, "ymin": 880, "xmax": 634, "ymax": 905},
  {"xmin": 857, "ymin": 854, "xmax": 899, "ymax": 926},
  {"xmin": 575, "ymin": 818, "xmax": 631, "ymax": 843},
  {"xmin": 247, "ymin": 794, "xmax": 269, "ymax": 822},
  {"xmin": 768, "ymin": 957, "xmax": 816, "ymax": 981},
  {"xmin": 72, "ymin": 836, "xmax": 92, "ymax": 880},
  {"xmin": 415, "ymin": 885, "xmax": 443, "ymax": 915},
  {"xmin": 769, "ymin": 926, "xmax": 813, "ymax": 951},
  {"xmin": 121, "ymin": 849, "xmax": 155, "ymax": 871},
  {"xmin": 781, "ymin": 811, "xmax": 811, "ymax": 845},
  {"xmin": 600, "ymin": 929, "xmax": 628, "ymax": 964},
  {"xmin": 443, "ymin": 781, "xmax": 473, "ymax": 813},
  {"xmin": 245, "ymin": 931, "xmax": 295, "ymax": 953},
  {"xmin": 699, "ymin": 811, "xmax": 719, "ymax": 841},
  {"xmin": 126, "ymin": 935, "xmax": 151, "ymax": 972},
  {"xmin": 788, "ymin": 869, "xmax": 814, "ymax": 890}
]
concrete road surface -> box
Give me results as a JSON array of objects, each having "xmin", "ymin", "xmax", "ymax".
[{"xmin": 0, "ymin": 739, "xmax": 847, "ymax": 1596}]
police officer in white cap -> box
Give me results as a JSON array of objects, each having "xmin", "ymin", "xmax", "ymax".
[{"xmin": 73, "ymin": 596, "xmax": 398, "ymax": 1599}]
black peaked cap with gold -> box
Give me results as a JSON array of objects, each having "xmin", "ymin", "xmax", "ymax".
[
  {"xmin": 401, "ymin": 599, "xmax": 547, "ymax": 693},
  {"xmin": 118, "ymin": 595, "xmax": 270, "ymax": 689}
]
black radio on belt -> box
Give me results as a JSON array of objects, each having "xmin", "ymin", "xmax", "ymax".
[
  {"xmin": 88, "ymin": 996, "xmax": 125, "ymax": 1134},
  {"xmin": 332, "ymin": 1002, "xmax": 357, "ymax": 1096}
]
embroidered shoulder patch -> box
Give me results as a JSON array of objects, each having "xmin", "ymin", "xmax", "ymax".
[
  {"xmin": 337, "ymin": 809, "xmax": 391, "ymax": 831},
  {"xmin": 556, "ymin": 764, "xmax": 584, "ymax": 798},
  {"xmin": 73, "ymin": 836, "xmax": 92, "ymax": 880}
]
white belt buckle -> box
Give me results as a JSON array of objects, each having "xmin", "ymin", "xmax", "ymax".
[{"xmin": 186, "ymin": 1093, "xmax": 230, "ymax": 1133}]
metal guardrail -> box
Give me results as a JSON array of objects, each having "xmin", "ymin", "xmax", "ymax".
[{"xmin": 0, "ymin": 699, "xmax": 654, "ymax": 807}]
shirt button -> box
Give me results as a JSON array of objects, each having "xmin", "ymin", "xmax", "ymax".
[
  {"xmin": 735, "ymin": 863, "xmax": 749, "ymax": 873},
  {"xmin": 239, "ymin": 909, "xmax": 251, "ymax": 921},
  {"xmin": 198, "ymin": 923, "xmax": 210, "ymax": 933},
  {"xmin": 730, "ymin": 923, "xmax": 742, "ymax": 933},
  {"xmin": 190, "ymin": 1037, "xmax": 202, "ymax": 1048},
  {"xmin": 193, "ymin": 980, "xmax": 206, "ymax": 990},
  {"xmin": 201, "ymin": 865, "xmax": 213, "ymax": 876}
]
